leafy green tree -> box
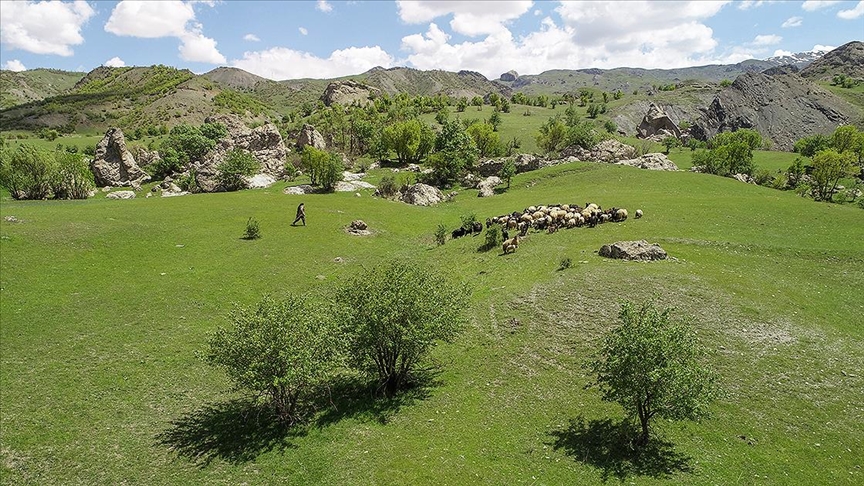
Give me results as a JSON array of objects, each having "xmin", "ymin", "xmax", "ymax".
[
  {"xmin": 52, "ymin": 151, "xmax": 94, "ymax": 199},
  {"xmin": 299, "ymin": 146, "xmax": 343, "ymax": 191},
  {"xmin": 587, "ymin": 103, "xmax": 601, "ymax": 118},
  {"xmin": 217, "ymin": 149, "xmax": 260, "ymax": 191},
  {"xmin": 429, "ymin": 119, "xmax": 479, "ymax": 185},
  {"xmin": 662, "ymin": 136, "xmax": 681, "ymax": 154},
  {"xmin": 810, "ymin": 149, "xmax": 855, "ymax": 201},
  {"xmin": 203, "ymin": 295, "xmax": 343, "ymax": 424},
  {"xmin": 709, "ymin": 128, "xmax": 762, "ymax": 150},
  {"xmin": 456, "ymin": 97, "xmax": 468, "ymax": 112},
  {"xmin": 830, "ymin": 125, "xmax": 864, "ymax": 163},
  {"xmin": 488, "ymin": 110, "xmax": 502, "ymax": 132},
  {"xmin": 466, "ymin": 122, "xmax": 502, "ymax": 158},
  {"xmin": 499, "ymin": 158, "xmax": 516, "ymax": 189},
  {"xmin": 336, "ymin": 260, "xmax": 469, "ymax": 396},
  {"xmin": 164, "ymin": 124, "xmax": 218, "ymax": 164},
  {"xmin": 471, "ymin": 96, "xmax": 484, "ymax": 109},
  {"xmin": 566, "ymin": 121, "xmax": 603, "ymax": 151},
  {"xmin": 692, "ymin": 141, "xmax": 753, "ymax": 176},
  {"xmin": 435, "ymin": 107, "xmax": 450, "ymax": 125},
  {"xmin": 586, "ymin": 300, "xmax": 720, "ymax": 446},
  {"xmin": 536, "ymin": 116, "xmax": 569, "ymax": 153},
  {"xmin": 793, "ymin": 134, "xmax": 830, "ymax": 158},
  {"xmin": 1, "ymin": 144, "xmax": 55, "ymax": 200},
  {"xmin": 382, "ymin": 119, "xmax": 435, "ymax": 165}
]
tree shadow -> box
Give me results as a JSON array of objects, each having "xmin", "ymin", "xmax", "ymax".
[{"xmin": 548, "ymin": 416, "xmax": 692, "ymax": 481}]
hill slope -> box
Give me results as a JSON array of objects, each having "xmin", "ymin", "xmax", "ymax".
[
  {"xmin": 0, "ymin": 68, "xmax": 85, "ymax": 109},
  {"xmin": 800, "ymin": 40, "xmax": 864, "ymax": 81}
]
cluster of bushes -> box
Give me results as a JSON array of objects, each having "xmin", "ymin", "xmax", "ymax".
[
  {"xmin": 298, "ymin": 146, "xmax": 343, "ymax": 192},
  {"xmin": 148, "ymin": 122, "xmax": 228, "ymax": 180},
  {"xmin": 691, "ymin": 128, "xmax": 763, "ymax": 177},
  {"xmin": 203, "ymin": 261, "xmax": 469, "ymax": 424},
  {"xmin": 536, "ymin": 106, "xmax": 606, "ymax": 154},
  {"xmin": 789, "ymin": 125, "xmax": 864, "ymax": 203},
  {"xmin": 0, "ymin": 143, "xmax": 95, "ymax": 200}
]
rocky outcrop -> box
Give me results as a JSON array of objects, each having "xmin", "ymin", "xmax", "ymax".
[
  {"xmin": 477, "ymin": 176, "xmax": 502, "ymax": 197},
  {"xmin": 561, "ymin": 139, "xmax": 637, "ymax": 163},
  {"xmin": 283, "ymin": 184, "xmax": 315, "ymax": 195},
  {"xmin": 616, "ymin": 153, "xmax": 679, "ymax": 171},
  {"xmin": 90, "ymin": 128, "xmax": 150, "ymax": 187},
  {"xmin": 599, "ymin": 240, "xmax": 667, "ymax": 261},
  {"xmin": 637, "ymin": 103, "xmax": 681, "ymax": 140},
  {"xmin": 499, "ymin": 70, "xmax": 519, "ymax": 82},
  {"xmin": 477, "ymin": 153, "xmax": 543, "ymax": 177},
  {"xmin": 321, "ymin": 80, "xmax": 381, "ymax": 107},
  {"xmin": 691, "ymin": 71, "xmax": 857, "ymax": 151},
  {"xmin": 106, "ymin": 190, "xmax": 136, "ymax": 200},
  {"xmin": 296, "ymin": 124, "xmax": 326, "ymax": 151},
  {"xmin": 800, "ymin": 41, "xmax": 864, "ymax": 82},
  {"xmin": 400, "ymin": 183, "xmax": 444, "ymax": 206}
]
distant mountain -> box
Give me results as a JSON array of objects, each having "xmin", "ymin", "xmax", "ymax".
[
  {"xmin": 764, "ymin": 49, "xmax": 830, "ymax": 68},
  {"xmin": 801, "ymin": 40, "xmax": 864, "ymax": 81},
  {"xmin": 202, "ymin": 67, "xmax": 269, "ymax": 91},
  {"xmin": 349, "ymin": 67, "xmax": 509, "ymax": 99},
  {"xmin": 0, "ymin": 68, "xmax": 85, "ymax": 109}
]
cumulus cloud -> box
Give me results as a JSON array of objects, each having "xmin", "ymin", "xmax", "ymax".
[
  {"xmin": 752, "ymin": 34, "xmax": 782, "ymax": 45},
  {"xmin": 244, "ymin": 33, "xmax": 260, "ymax": 42},
  {"xmin": 737, "ymin": 0, "xmax": 770, "ymax": 9},
  {"xmin": 104, "ymin": 56, "xmax": 126, "ymax": 67},
  {"xmin": 801, "ymin": 1, "xmax": 841, "ymax": 11},
  {"xmin": 781, "ymin": 16, "xmax": 803, "ymax": 27},
  {"xmin": 772, "ymin": 49, "xmax": 793, "ymax": 57},
  {"xmin": 317, "ymin": 0, "xmax": 333, "ymax": 13},
  {"xmin": 3, "ymin": 59, "xmax": 27, "ymax": 72},
  {"xmin": 811, "ymin": 44, "xmax": 836, "ymax": 52},
  {"xmin": 838, "ymin": 1, "xmax": 864, "ymax": 19},
  {"xmin": 105, "ymin": 1, "xmax": 225, "ymax": 64},
  {"xmin": 230, "ymin": 46, "xmax": 394, "ymax": 80},
  {"xmin": 0, "ymin": 0, "xmax": 94, "ymax": 56},
  {"xmin": 397, "ymin": 0, "xmax": 533, "ymax": 36},
  {"xmin": 299, "ymin": 27, "xmax": 308, "ymax": 35}
]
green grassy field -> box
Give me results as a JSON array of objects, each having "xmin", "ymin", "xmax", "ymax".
[{"xmin": 2, "ymin": 159, "xmax": 863, "ymax": 484}]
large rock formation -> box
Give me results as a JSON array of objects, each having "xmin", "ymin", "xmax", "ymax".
[
  {"xmin": 400, "ymin": 183, "xmax": 444, "ymax": 206},
  {"xmin": 321, "ymin": 80, "xmax": 381, "ymax": 107},
  {"xmin": 691, "ymin": 70, "xmax": 857, "ymax": 151},
  {"xmin": 800, "ymin": 41, "xmax": 864, "ymax": 82},
  {"xmin": 191, "ymin": 114, "xmax": 288, "ymax": 192},
  {"xmin": 296, "ymin": 124, "xmax": 327, "ymax": 150},
  {"xmin": 561, "ymin": 139, "xmax": 637, "ymax": 163},
  {"xmin": 599, "ymin": 240, "xmax": 667, "ymax": 261},
  {"xmin": 637, "ymin": 103, "xmax": 681, "ymax": 140},
  {"xmin": 616, "ymin": 153, "xmax": 679, "ymax": 171},
  {"xmin": 90, "ymin": 128, "xmax": 150, "ymax": 187},
  {"xmin": 499, "ymin": 70, "xmax": 519, "ymax": 82}
]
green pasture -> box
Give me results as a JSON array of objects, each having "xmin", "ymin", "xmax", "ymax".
[{"xmin": 1, "ymin": 162, "xmax": 863, "ymax": 484}]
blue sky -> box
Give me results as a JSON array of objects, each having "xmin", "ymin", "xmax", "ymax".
[{"xmin": 1, "ymin": 1, "xmax": 862, "ymax": 80}]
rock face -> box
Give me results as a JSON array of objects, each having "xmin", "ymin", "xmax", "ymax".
[
  {"xmin": 616, "ymin": 153, "xmax": 679, "ymax": 171},
  {"xmin": 321, "ymin": 80, "xmax": 381, "ymax": 107},
  {"xmin": 561, "ymin": 139, "xmax": 637, "ymax": 163},
  {"xmin": 90, "ymin": 128, "xmax": 150, "ymax": 187},
  {"xmin": 637, "ymin": 103, "xmax": 681, "ymax": 140},
  {"xmin": 500, "ymin": 70, "xmax": 519, "ymax": 82},
  {"xmin": 691, "ymin": 71, "xmax": 856, "ymax": 151},
  {"xmin": 800, "ymin": 41, "xmax": 864, "ymax": 81},
  {"xmin": 191, "ymin": 114, "xmax": 288, "ymax": 192},
  {"xmin": 400, "ymin": 183, "xmax": 444, "ymax": 206},
  {"xmin": 477, "ymin": 176, "xmax": 502, "ymax": 197},
  {"xmin": 599, "ymin": 240, "xmax": 667, "ymax": 261},
  {"xmin": 296, "ymin": 124, "xmax": 327, "ymax": 150}
]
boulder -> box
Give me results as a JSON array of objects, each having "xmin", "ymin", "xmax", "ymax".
[
  {"xmin": 106, "ymin": 190, "xmax": 136, "ymax": 200},
  {"xmin": 461, "ymin": 172, "xmax": 481, "ymax": 188},
  {"xmin": 283, "ymin": 184, "xmax": 315, "ymax": 195},
  {"xmin": 346, "ymin": 219, "xmax": 371, "ymax": 236},
  {"xmin": 561, "ymin": 139, "xmax": 636, "ymax": 163},
  {"xmin": 246, "ymin": 173, "xmax": 277, "ymax": 189},
  {"xmin": 400, "ymin": 183, "xmax": 444, "ymax": 206},
  {"xmin": 637, "ymin": 103, "xmax": 681, "ymax": 140},
  {"xmin": 499, "ymin": 70, "xmax": 519, "ymax": 82},
  {"xmin": 90, "ymin": 128, "xmax": 150, "ymax": 187},
  {"xmin": 334, "ymin": 180, "xmax": 376, "ymax": 192},
  {"xmin": 599, "ymin": 240, "xmax": 667, "ymax": 261},
  {"xmin": 296, "ymin": 124, "xmax": 327, "ymax": 150},
  {"xmin": 513, "ymin": 153, "xmax": 542, "ymax": 173},
  {"xmin": 321, "ymin": 80, "xmax": 381, "ymax": 107},
  {"xmin": 350, "ymin": 220, "xmax": 367, "ymax": 231},
  {"xmin": 477, "ymin": 176, "xmax": 502, "ymax": 197},
  {"xmin": 732, "ymin": 173, "xmax": 757, "ymax": 184},
  {"xmin": 616, "ymin": 153, "xmax": 679, "ymax": 171},
  {"xmin": 477, "ymin": 159, "xmax": 505, "ymax": 177}
]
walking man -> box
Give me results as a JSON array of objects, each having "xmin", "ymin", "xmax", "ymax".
[{"xmin": 292, "ymin": 202, "xmax": 306, "ymax": 226}]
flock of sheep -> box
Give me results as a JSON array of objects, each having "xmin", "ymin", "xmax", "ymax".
[{"xmin": 451, "ymin": 202, "xmax": 643, "ymax": 254}]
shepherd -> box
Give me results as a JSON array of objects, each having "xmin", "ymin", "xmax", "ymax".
[{"xmin": 292, "ymin": 202, "xmax": 306, "ymax": 226}]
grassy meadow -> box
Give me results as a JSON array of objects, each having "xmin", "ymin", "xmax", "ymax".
[{"xmin": 1, "ymin": 160, "xmax": 863, "ymax": 484}]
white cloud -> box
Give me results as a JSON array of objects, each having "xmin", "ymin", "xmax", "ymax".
[
  {"xmin": 397, "ymin": 1, "xmax": 533, "ymax": 36},
  {"xmin": 772, "ymin": 49, "xmax": 793, "ymax": 57},
  {"xmin": 244, "ymin": 33, "xmax": 260, "ymax": 42},
  {"xmin": 801, "ymin": 1, "xmax": 841, "ymax": 11},
  {"xmin": 0, "ymin": 0, "xmax": 94, "ymax": 56},
  {"xmin": 781, "ymin": 16, "xmax": 803, "ymax": 27},
  {"xmin": 838, "ymin": 1, "xmax": 864, "ymax": 19},
  {"xmin": 3, "ymin": 59, "xmax": 27, "ymax": 72},
  {"xmin": 316, "ymin": 0, "xmax": 333, "ymax": 13},
  {"xmin": 811, "ymin": 44, "xmax": 835, "ymax": 52},
  {"xmin": 752, "ymin": 34, "xmax": 782, "ymax": 45},
  {"xmin": 105, "ymin": 1, "xmax": 224, "ymax": 64},
  {"xmin": 299, "ymin": 27, "xmax": 308, "ymax": 35},
  {"xmin": 534, "ymin": 9, "xmax": 542, "ymax": 16},
  {"xmin": 104, "ymin": 56, "xmax": 126, "ymax": 67},
  {"xmin": 737, "ymin": 0, "xmax": 770, "ymax": 9},
  {"xmin": 231, "ymin": 46, "xmax": 394, "ymax": 80}
]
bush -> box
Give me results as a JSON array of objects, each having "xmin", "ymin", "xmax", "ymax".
[
  {"xmin": 481, "ymin": 225, "xmax": 502, "ymax": 252},
  {"xmin": 1, "ymin": 144, "xmax": 56, "ymax": 200},
  {"xmin": 52, "ymin": 151, "xmax": 95, "ymax": 199},
  {"xmin": 499, "ymin": 158, "xmax": 517, "ymax": 189},
  {"xmin": 217, "ymin": 149, "xmax": 260, "ymax": 191},
  {"xmin": 558, "ymin": 257, "xmax": 572, "ymax": 271},
  {"xmin": 336, "ymin": 260, "xmax": 469, "ymax": 396},
  {"xmin": 435, "ymin": 224, "xmax": 447, "ymax": 246},
  {"xmin": 149, "ymin": 146, "xmax": 183, "ymax": 179},
  {"xmin": 752, "ymin": 167, "xmax": 774, "ymax": 186},
  {"xmin": 300, "ymin": 146, "xmax": 343, "ymax": 191},
  {"xmin": 811, "ymin": 149, "xmax": 855, "ymax": 201},
  {"xmin": 203, "ymin": 295, "xmax": 342, "ymax": 424},
  {"xmin": 243, "ymin": 217, "xmax": 261, "ymax": 240},
  {"xmin": 377, "ymin": 175, "xmax": 399, "ymax": 197}
]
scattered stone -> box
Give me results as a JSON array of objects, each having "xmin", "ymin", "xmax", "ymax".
[
  {"xmin": 106, "ymin": 190, "xmax": 136, "ymax": 200},
  {"xmin": 477, "ymin": 176, "xmax": 502, "ymax": 197},
  {"xmin": 4, "ymin": 216, "xmax": 20, "ymax": 223},
  {"xmin": 333, "ymin": 257, "xmax": 344, "ymax": 263},
  {"xmin": 346, "ymin": 220, "xmax": 371, "ymax": 236},
  {"xmin": 350, "ymin": 220, "xmax": 367, "ymax": 230},
  {"xmin": 283, "ymin": 184, "xmax": 315, "ymax": 195},
  {"xmin": 400, "ymin": 183, "xmax": 445, "ymax": 206},
  {"xmin": 461, "ymin": 172, "xmax": 481, "ymax": 188},
  {"xmin": 316, "ymin": 275, "xmax": 326, "ymax": 280},
  {"xmin": 599, "ymin": 240, "xmax": 668, "ymax": 261},
  {"xmin": 732, "ymin": 173, "xmax": 757, "ymax": 184},
  {"xmin": 561, "ymin": 139, "xmax": 637, "ymax": 163},
  {"xmin": 90, "ymin": 128, "xmax": 150, "ymax": 187},
  {"xmin": 616, "ymin": 153, "xmax": 679, "ymax": 171},
  {"xmin": 335, "ymin": 180, "xmax": 376, "ymax": 192},
  {"xmin": 246, "ymin": 174, "xmax": 277, "ymax": 189},
  {"xmin": 342, "ymin": 171, "xmax": 365, "ymax": 181},
  {"xmin": 355, "ymin": 192, "xmax": 361, "ymax": 197}
]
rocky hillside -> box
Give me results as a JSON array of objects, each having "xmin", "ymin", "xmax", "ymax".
[
  {"xmin": 351, "ymin": 67, "xmax": 510, "ymax": 99},
  {"xmin": 202, "ymin": 67, "xmax": 269, "ymax": 90},
  {"xmin": 800, "ymin": 40, "xmax": 864, "ymax": 81},
  {"xmin": 0, "ymin": 68, "xmax": 85, "ymax": 109},
  {"xmin": 691, "ymin": 67, "xmax": 859, "ymax": 150}
]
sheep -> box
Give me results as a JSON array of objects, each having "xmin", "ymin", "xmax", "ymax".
[
  {"xmin": 508, "ymin": 218, "xmax": 518, "ymax": 230},
  {"xmin": 614, "ymin": 208, "xmax": 628, "ymax": 222},
  {"xmin": 486, "ymin": 217, "xmax": 493, "ymax": 228},
  {"xmin": 518, "ymin": 221, "xmax": 529, "ymax": 236},
  {"xmin": 471, "ymin": 221, "xmax": 483, "ymax": 236},
  {"xmin": 502, "ymin": 229, "xmax": 510, "ymax": 241},
  {"xmin": 451, "ymin": 227, "xmax": 467, "ymax": 239},
  {"xmin": 502, "ymin": 235, "xmax": 520, "ymax": 254},
  {"xmin": 635, "ymin": 209, "xmax": 643, "ymax": 219}
]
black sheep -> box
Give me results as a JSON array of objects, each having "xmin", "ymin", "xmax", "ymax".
[
  {"xmin": 472, "ymin": 221, "xmax": 483, "ymax": 236},
  {"xmin": 451, "ymin": 227, "xmax": 466, "ymax": 239}
]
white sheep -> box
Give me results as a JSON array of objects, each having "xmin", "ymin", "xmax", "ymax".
[
  {"xmin": 635, "ymin": 209, "xmax": 643, "ymax": 219},
  {"xmin": 502, "ymin": 235, "xmax": 520, "ymax": 254}
]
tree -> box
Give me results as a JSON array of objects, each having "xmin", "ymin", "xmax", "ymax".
[
  {"xmin": 499, "ymin": 158, "xmax": 516, "ymax": 189},
  {"xmin": 382, "ymin": 119, "xmax": 435, "ymax": 165},
  {"xmin": 1, "ymin": 144, "xmax": 55, "ymax": 200},
  {"xmin": 336, "ymin": 260, "xmax": 469, "ymax": 396},
  {"xmin": 466, "ymin": 122, "xmax": 502, "ymax": 158},
  {"xmin": 536, "ymin": 116, "xmax": 569, "ymax": 153},
  {"xmin": 662, "ymin": 136, "xmax": 681, "ymax": 154},
  {"xmin": 586, "ymin": 300, "xmax": 719, "ymax": 446},
  {"xmin": 203, "ymin": 295, "xmax": 343, "ymax": 424},
  {"xmin": 429, "ymin": 119, "xmax": 479, "ymax": 185},
  {"xmin": 299, "ymin": 146, "xmax": 343, "ymax": 191},
  {"xmin": 810, "ymin": 149, "xmax": 854, "ymax": 201},
  {"xmin": 456, "ymin": 97, "xmax": 468, "ymax": 113},
  {"xmin": 217, "ymin": 149, "xmax": 260, "ymax": 191},
  {"xmin": 488, "ymin": 110, "xmax": 502, "ymax": 132},
  {"xmin": 52, "ymin": 151, "xmax": 94, "ymax": 200},
  {"xmin": 830, "ymin": 125, "xmax": 863, "ymax": 163},
  {"xmin": 793, "ymin": 134, "xmax": 830, "ymax": 158}
]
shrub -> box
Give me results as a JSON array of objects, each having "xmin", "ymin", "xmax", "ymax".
[
  {"xmin": 149, "ymin": 146, "xmax": 184, "ymax": 179},
  {"xmin": 1, "ymin": 144, "xmax": 56, "ymax": 200},
  {"xmin": 336, "ymin": 260, "xmax": 469, "ymax": 396},
  {"xmin": 558, "ymin": 257, "xmax": 572, "ymax": 271},
  {"xmin": 499, "ymin": 158, "xmax": 516, "ymax": 189},
  {"xmin": 481, "ymin": 225, "xmax": 502, "ymax": 252},
  {"xmin": 175, "ymin": 169, "xmax": 199, "ymax": 192},
  {"xmin": 810, "ymin": 149, "xmax": 855, "ymax": 202},
  {"xmin": 300, "ymin": 146, "xmax": 343, "ymax": 191},
  {"xmin": 217, "ymin": 149, "xmax": 260, "ymax": 191},
  {"xmin": 203, "ymin": 295, "xmax": 342, "ymax": 424},
  {"xmin": 377, "ymin": 175, "xmax": 399, "ymax": 197},
  {"xmin": 753, "ymin": 167, "xmax": 774, "ymax": 186},
  {"xmin": 435, "ymin": 224, "xmax": 447, "ymax": 246},
  {"xmin": 603, "ymin": 120, "xmax": 617, "ymax": 134},
  {"xmin": 52, "ymin": 151, "xmax": 95, "ymax": 199},
  {"xmin": 243, "ymin": 217, "xmax": 261, "ymax": 240},
  {"xmin": 460, "ymin": 213, "xmax": 477, "ymax": 229},
  {"xmin": 793, "ymin": 134, "xmax": 830, "ymax": 158}
]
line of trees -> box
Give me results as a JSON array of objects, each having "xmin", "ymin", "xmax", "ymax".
[{"xmin": 0, "ymin": 141, "xmax": 95, "ymax": 200}]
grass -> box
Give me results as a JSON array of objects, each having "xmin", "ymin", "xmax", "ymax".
[{"xmin": 2, "ymin": 159, "xmax": 864, "ymax": 484}]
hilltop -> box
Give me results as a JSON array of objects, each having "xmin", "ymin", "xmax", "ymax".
[{"xmin": 0, "ymin": 68, "xmax": 85, "ymax": 109}]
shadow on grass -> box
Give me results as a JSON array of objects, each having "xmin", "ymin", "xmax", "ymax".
[
  {"xmin": 548, "ymin": 416, "xmax": 692, "ymax": 481},
  {"xmin": 158, "ymin": 370, "xmax": 440, "ymax": 466}
]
